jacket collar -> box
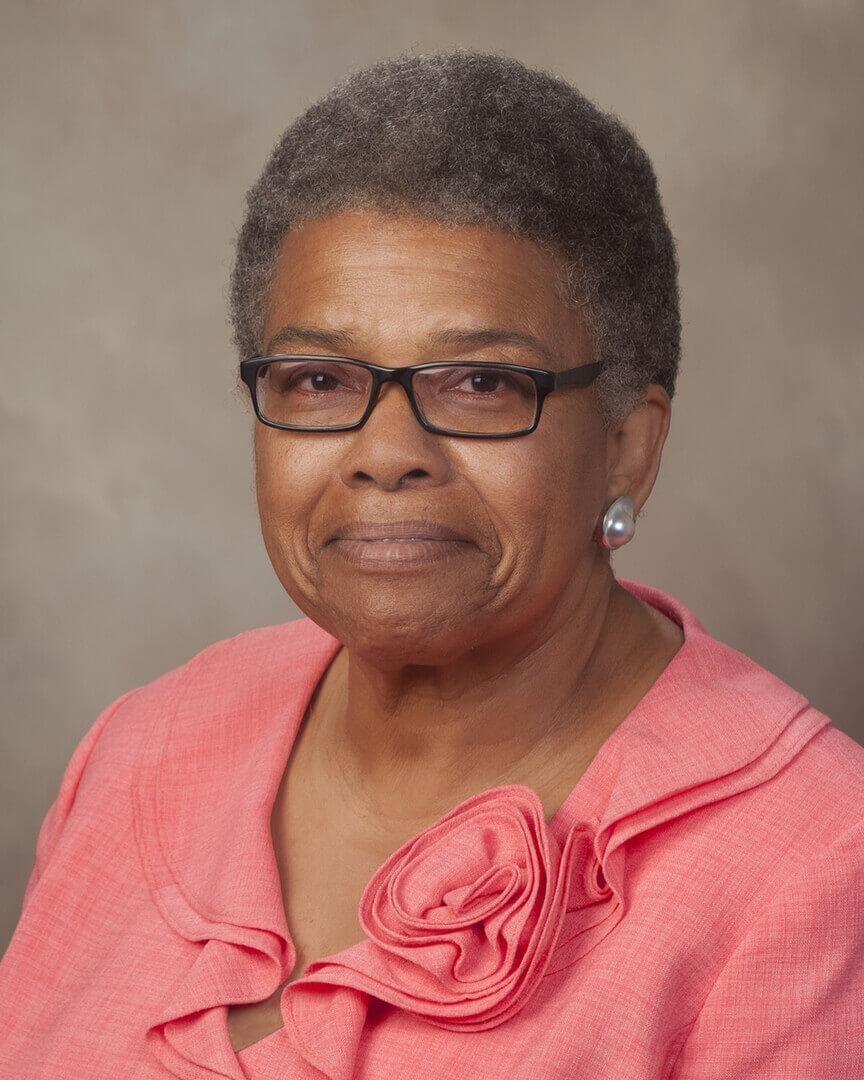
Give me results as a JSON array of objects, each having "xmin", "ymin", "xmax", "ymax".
[
  {"xmin": 554, "ymin": 579, "xmax": 825, "ymax": 853},
  {"xmin": 132, "ymin": 578, "xmax": 829, "ymax": 1077}
]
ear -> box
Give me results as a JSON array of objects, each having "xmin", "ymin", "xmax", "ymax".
[{"xmin": 603, "ymin": 384, "xmax": 672, "ymax": 518}]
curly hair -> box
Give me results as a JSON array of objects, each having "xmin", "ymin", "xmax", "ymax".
[{"xmin": 229, "ymin": 49, "xmax": 681, "ymax": 428}]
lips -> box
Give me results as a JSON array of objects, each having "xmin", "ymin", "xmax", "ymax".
[{"xmin": 328, "ymin": 519, "xmax": 469, "ymax": 543}]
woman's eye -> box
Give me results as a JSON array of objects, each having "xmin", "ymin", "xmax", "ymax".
[
  {"xmin": 466, "ymin": 371, "xmax": 501, "ymax": 392},
  {"xmin": 269, "ymin": 364, "xmax": 360, "ymax": 394},
  {"xmin": 304, "ymin": 371, "xmax": 340, "ymax": 391},
  {"xmin": 454, "ymin": 368, "xmax": 521, "ymax": 394}
]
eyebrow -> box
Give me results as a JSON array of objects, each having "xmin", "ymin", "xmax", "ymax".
[
  {"xmin": 265, "ymin": 324, "xmax": 356, "ymax": 354},
  {"xmin": 263, "ymin": 324, "xmax": 557, "ymax": 366}
]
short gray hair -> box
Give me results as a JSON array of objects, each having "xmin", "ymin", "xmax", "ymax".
[{"xmin": 230, "ymin": 49, "xmax": 681, "ymax": 428}]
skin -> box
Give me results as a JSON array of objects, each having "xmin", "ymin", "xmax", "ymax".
[
  {"xmin": 227, "ymin": 208, "xmax": 684, "ymax": 1051},
  {"xmin": 253, "ymin": 208, "xmax": 683, "ymax": 829}
]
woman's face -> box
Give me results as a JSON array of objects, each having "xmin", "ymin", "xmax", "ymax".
[{"xmin": 254, "ymin": 210, "xmax": 613, "ymax": 665}]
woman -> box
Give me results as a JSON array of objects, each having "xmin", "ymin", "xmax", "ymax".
[{"xmin": 1, "ymin": 50, "xmax": 862, "ymax": 1080}]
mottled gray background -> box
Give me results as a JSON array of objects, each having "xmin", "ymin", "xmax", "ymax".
[{"xmin": 2, "ymin": 1, "xmax": 862, "ymax": 949}]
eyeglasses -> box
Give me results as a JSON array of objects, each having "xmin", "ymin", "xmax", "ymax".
[{"xmin": 239, "ymin": 354, "xmax": 601, "ymax": 439}]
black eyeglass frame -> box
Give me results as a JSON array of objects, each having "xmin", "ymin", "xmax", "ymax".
[{"xmin": 239, "ymin": 353, "xmax": 602, "ymax": 439}]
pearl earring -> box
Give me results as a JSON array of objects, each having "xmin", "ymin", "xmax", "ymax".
[{"xmin": 600, "ymin": 495, "xmax": 636, "ymax": 550}]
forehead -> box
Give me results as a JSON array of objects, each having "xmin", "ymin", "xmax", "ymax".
[{"xmin": 263, "ymin": 210, "xmax": 587, "ymax": 358}]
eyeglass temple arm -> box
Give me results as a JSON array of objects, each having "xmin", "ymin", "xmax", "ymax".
[{"xmin": 552, "ymin": 362, "xmax": 602, "ymax": 389}]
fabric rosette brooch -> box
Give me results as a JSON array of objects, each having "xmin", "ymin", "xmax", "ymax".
[{"xmin": 302, "ymin": 783, "xmax": 620, "ymax": 1031}]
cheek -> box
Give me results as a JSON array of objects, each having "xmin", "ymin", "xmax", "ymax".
[
  {"xmin": 253, "ymin": 434, "xmax": 282, "ymax": 524},
  {"xmin": 253, "ymin": 432, "xmax": 327, "ymax": 555},
  {"xmin": 458, "ymin": 427, "xmax": 601, "ymax": 560}
]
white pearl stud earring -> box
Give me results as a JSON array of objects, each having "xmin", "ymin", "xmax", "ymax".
[{"xmin": 600, "ymin": 495, "xmax": 636, "ymax": 550}]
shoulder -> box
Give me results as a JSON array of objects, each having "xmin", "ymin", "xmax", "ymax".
[
  {"xmin": 794, "ymin": 712, "xmax": 864, "ymax": 795},
  {"xmin": 603, "ymin": 590, "xmax": 864, "ymax": 926},
  {"xmin": 652, "ymin": 701, "xmax": 864, "ymax": 936},
  {"xmin": 94, "ymin": 616, "xmax": 336, "ymax": 753},
  {"xmin": 689, "ymin": 683, "xmax": 864, "ymax": 888},
  {"xmin": 25, "ymin": 617, "xmax": 337, "ymax": 892},
  {"xmin": 142, "ymin": 615, "xmax": 334, "ymax": 693},
  {"xmin": 771, "ymin": 710, "xmax": 864, "ymax": 843}
]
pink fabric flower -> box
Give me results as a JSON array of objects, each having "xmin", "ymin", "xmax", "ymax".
[{"xmin": 302, "ymin": 783, "xmax": 611, "ymax": 1032}]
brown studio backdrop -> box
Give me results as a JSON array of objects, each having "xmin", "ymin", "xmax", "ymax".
[{"xmin": 2, "ymin": 1, "xmax": 862, "ymax": 950}]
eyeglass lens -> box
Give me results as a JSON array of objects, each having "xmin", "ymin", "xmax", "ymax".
[{"xmin": 254, "ymin": 359, "xmax": 539, "ymax": 435}]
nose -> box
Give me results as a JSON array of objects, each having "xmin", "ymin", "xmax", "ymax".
[{"xmin": 337, "ymin": 380, "xmax": 451, "ymax": 492}]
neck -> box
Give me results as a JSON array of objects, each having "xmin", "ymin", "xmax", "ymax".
[{"xmin": 313, "ymin": 565, "xmax": 662, "ymax": 832}]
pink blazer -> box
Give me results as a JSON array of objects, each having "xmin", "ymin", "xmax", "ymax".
[{"xmin": 1, "ymin": 578, "xmax": 862, "ymax": 1078}]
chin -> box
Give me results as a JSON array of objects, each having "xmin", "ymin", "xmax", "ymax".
[{"xmin": 326, "ymin": 606, "xmax": 481, "ymax": 668}]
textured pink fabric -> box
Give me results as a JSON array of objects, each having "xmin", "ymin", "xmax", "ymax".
[
  {"xmin": 320, "ymin": 784, "xmax": 608, "ymax": 1031},
  {"xmin": 1, "ymin": 577, "xmax": 863, "ymax": 1078}
]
